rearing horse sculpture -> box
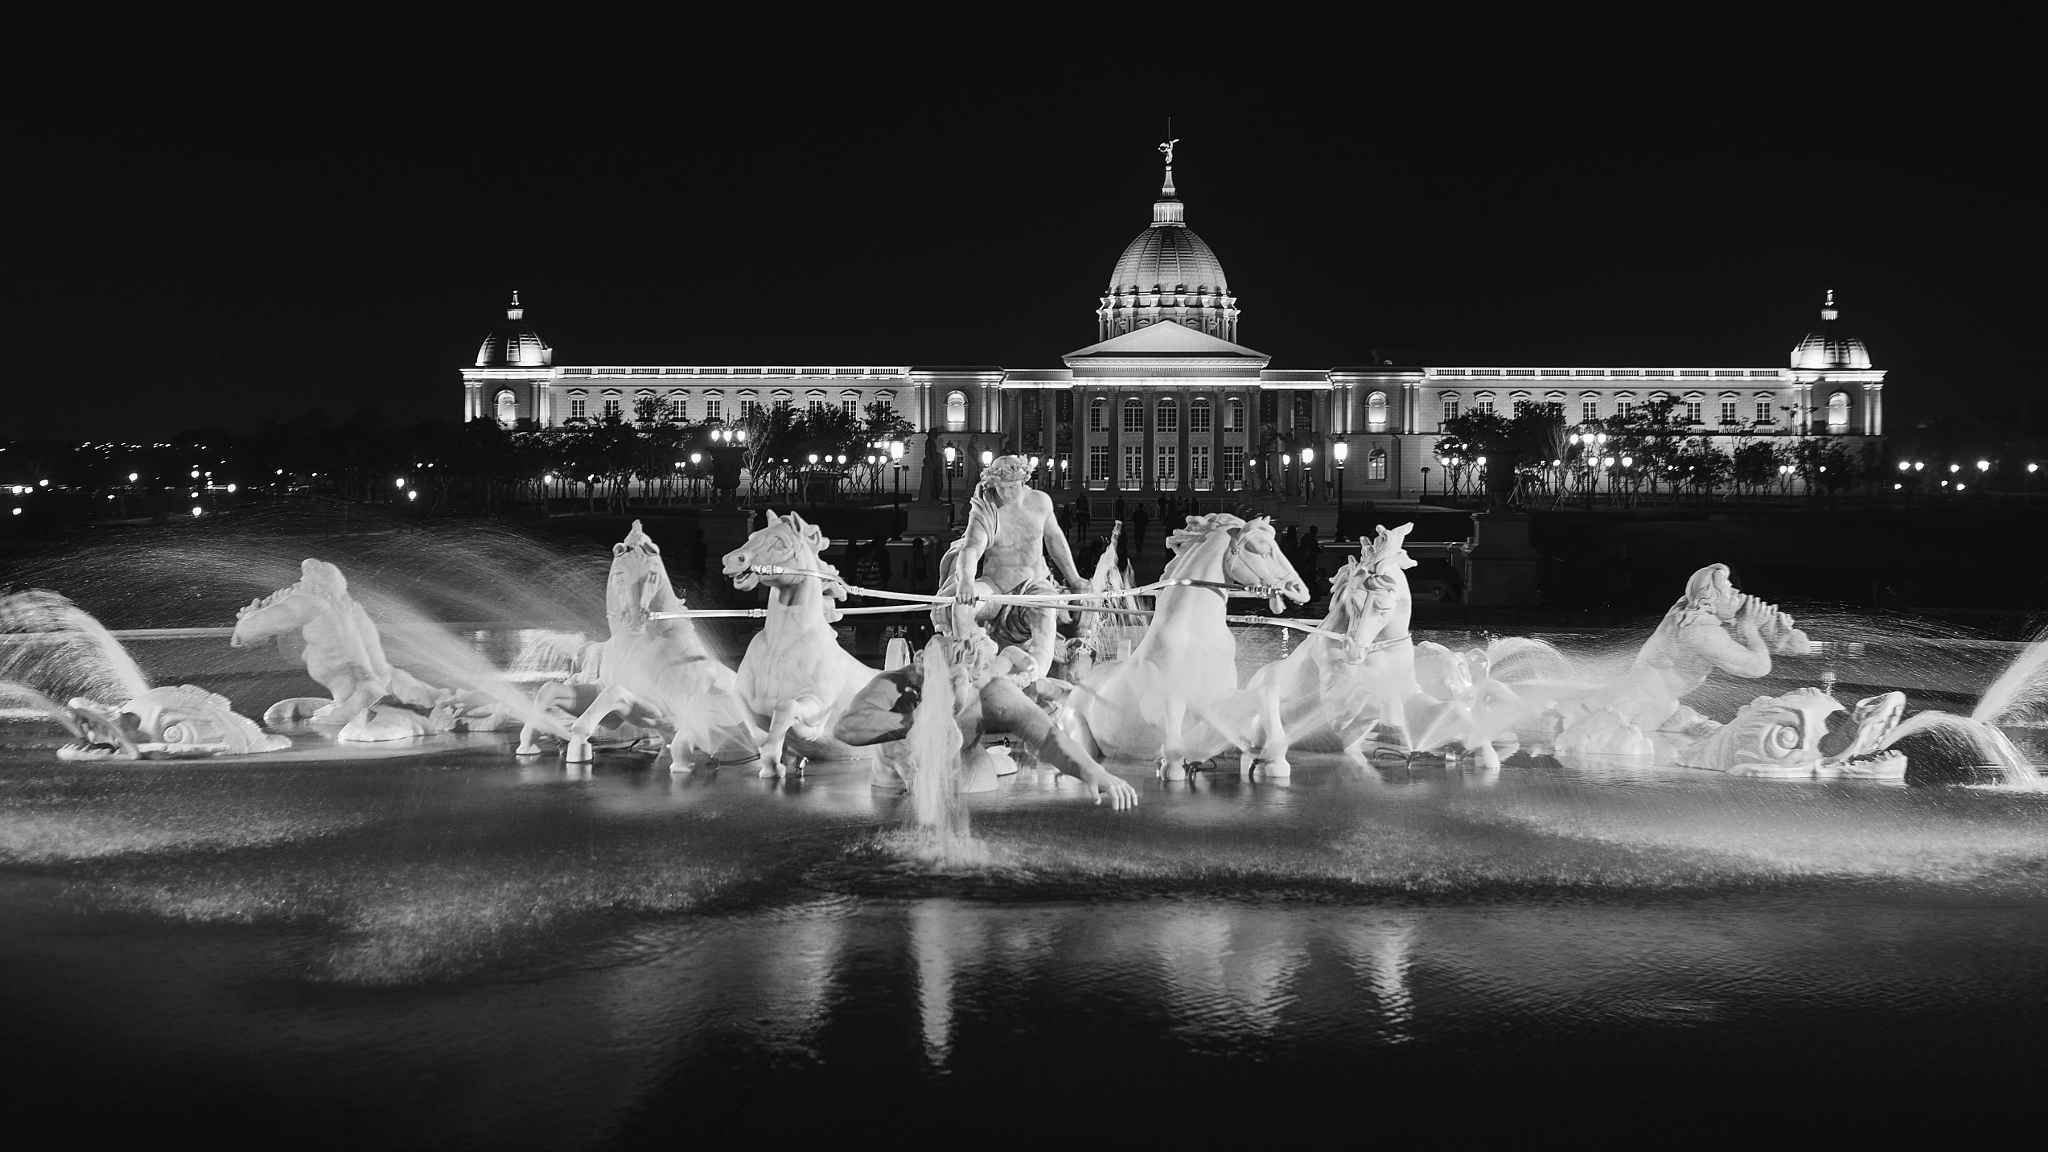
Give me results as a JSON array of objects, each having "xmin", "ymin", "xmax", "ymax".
[
  {"xmin": 723, "ymin": 511, "xmax": 874, "ymax": 776},
  {"xmin": 1067, "ymin": 513, "xmax": 1308, "ymax": 780},
  {"xmin": 1238, "ymin": 524, "xmax": 1420, "ymax": 756},
  {"xmin": 515, "ymin": 521, "xmax": 748, "ymax": 765}
]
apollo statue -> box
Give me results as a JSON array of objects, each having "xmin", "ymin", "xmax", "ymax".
[{"xmin": 935, "ymin": 454, "xmax": 1091, "ymax": 680}]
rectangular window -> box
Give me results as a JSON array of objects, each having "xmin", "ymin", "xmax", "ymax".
[
  {"xmin": 1089, "ymin": 401, "xmax": 1105, "ymax": 432},
  {"xmin": 1122, "ymin": 402, "xmax": 1144, "ymax": 435},
  {"xmin": 1684, "ymin": 401, "xmax": 1703, "ymax": 424},
  {"xmin": 1475, "ymin": 399, "xmax": 1495, "ymax": 416},
  {"xmin": 704, "ymin": 398, "xmax": 722, "ymax": 422},
  {"xmin": 570, "ymin": 398, "xmax": 588, "ymax": 420},
  {"xmin": 1222, "ymin": 446, "xmax": 1246, "ymax": 488},
  {"xmin": 1225, "ymin": 398, "xmax": 1243, "ymax": 432},
  {"xmin": 1292, "ymin": 392, "xmax": 1314, "ymax": 431},
  {"xmin": 1088, "ymin": 444, "xmax": 1110, "ymax": 482},
  {"xmin": 741, "ymin": 400, "xmax": 761, "ymax": 418},
  {"xmin": 1615, "ymin": 401, "xmax": 1634, "ymax": 419},
  {"xmin": 948, "ymin": 455, "xmax": 965, "ymax": 479},
  {"xmin": 842, "ymin": 399, "xmax": 857, "ymax": 416},
  {"xmin": 1442, "ymin": 398, "xmax": 1460, "ymax": 422},
  {"xmin": 670, "ymin": 396, "xmax": 687, "ymax": 421},
  {"xmin": 1720, "ymin": 401, "xmax": 1738, "ymax": 424},
  {"xmin": 1581, "ymin": 399, "xmax": 1598, "ymax": 422},
  {"xmin": 1368, "ymin": 452, "xmax": 1387, "ymax": 481},
  {"xmin": 1190, "ymin": 444, "xmax": 1212, "ymax": 489},
  {"xmin": 1157, "ymin": 404, "xmax": 1179, "ymax": 434},
  {"xmin": 602, "ymin": 398, "xmax": 622, "ymax": 420},
  {"xmin": 1512, "ymin": 399, "xmax": 1530, "ymax": 418},
  {"xmin": 808, "ymin": 399, "xmax": 827, "ymax": 416},
  {"xmin": 1756, "ymin": 402, "xmax": 1773, "ymax": 424},
  {"xmin": 1156, "ymin": 447, "xmax": 1177, "ymax": 487},
  {"xmin": 1190, "ymin": 401, "xmax": 1212, "ymax": 434},
  {"xmin": 1122, "ymin": 444, "xmax": 1144, "ymax": 485}
]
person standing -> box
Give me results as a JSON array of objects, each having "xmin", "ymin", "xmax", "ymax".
[{"xmin": 1131, "ymin": 505, "xmax": 1150, "ymax": 554}]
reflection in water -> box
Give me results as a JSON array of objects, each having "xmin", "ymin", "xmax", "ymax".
[{"xmin": 1340, "ymin": 913, "xmax": 1420, "ymax": 1043}]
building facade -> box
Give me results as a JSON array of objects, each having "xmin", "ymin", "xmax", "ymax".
[{"xmin": 462, "ymin": 160, "xmax": 1884, "ymax": 502}]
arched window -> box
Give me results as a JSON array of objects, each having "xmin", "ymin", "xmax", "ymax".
[
  {"xmin": 1156, "ymin": 396, "xmax": 1179, "ymax": 433},
  {"xmin": 494, "ymin": 390, "xmax": 517, "ymax": 427},
  {"xmin": 1366, "ymin": 390, "xmax": 1388, "ymax": 431},
  {"xmin": 1189, "ymin": 396, "xmax": 1212, "ymax": 434},
  {"xmin": 1123, "ymin": 397, "xmax": 1145, "ymax": 434},
  {"xmin": 1827, "ymin": 391, "xmax": 1851, "ymax": 432},
  {"xmin": 1368, "ymin": 448, "xmax": 1387, "ymax": 481},
  {"xmin": 945, "ymin": 390, "xmax": 967, "ymax": 431},
  {"xmin": 1225, "ymin": 397, "xmax": 1244, "ymax": 432},
  {"xmin": 1089, "ymin": 397, "xmax": 1107, "ymax": 432}
]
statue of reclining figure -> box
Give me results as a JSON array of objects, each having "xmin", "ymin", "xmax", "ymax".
[{"xmin": 1557, "ymin": 562, "xmax": 1812, "ymax": 758}]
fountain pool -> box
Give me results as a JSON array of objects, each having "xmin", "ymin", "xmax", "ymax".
[{"xmin": 4, "ymin": 619, "xmax": 2047, "ymax": 1145}]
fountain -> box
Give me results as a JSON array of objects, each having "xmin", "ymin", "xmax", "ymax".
[{"xmin": 5, "ymin": 502, "xmax": 2048, "ymax": 1144}]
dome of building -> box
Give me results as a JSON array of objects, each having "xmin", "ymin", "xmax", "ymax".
[
  {"xmin": 1097, "ymin": 154, "xmax": 1240, "ymax": 342},
  {"xmin": 476, "ymin": 291, "xmax": 553, "ymax": 368},
  {"xmin": 1790, "ymin": 291, "xmax": 1872, "ymax": 371}
]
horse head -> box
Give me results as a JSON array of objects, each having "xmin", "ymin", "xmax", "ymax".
[
  {"xmin": 1165, "ymin": 514, "xmax": 1307, "ymax": 614},
  {"xmin": 231, "ymin": 559, "xmax": 345, "ymax": 647},
  {"xmin": 724, "ymin": 511, "xmax": 848, "ymax": 610},
  {"xmin": 1322, "ymin": 522, "xmax": 1417, "ymax": 660},
  {"xmin": 607, "ymin": 520, "xmax": 678, "ymax": 628}
]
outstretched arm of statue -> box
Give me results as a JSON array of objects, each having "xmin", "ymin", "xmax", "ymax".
[
  {"xmin": 979, "ymin": 679, "xmax": 1137, "ymax": 809},
  {"xmin": 833, "ymin": 669, "xmax": 917, "ymax": 746},
  {"xmin": 1038, "ymin": 494, "xmax": 1090, "ymax": 590},
  {"xmin": 953, "ymin": 519, "xmax": 990, "ymax": 604}
]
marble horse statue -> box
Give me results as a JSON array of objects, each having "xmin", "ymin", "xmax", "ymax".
[
  {"xmin": 723, "ymin": 511, "xmax": 874, "ymax": 777},
  {"xmin": 1236, "ymin": 524, "xmax": 1421, "ymax": 757},
  {"xmin": 1066, "ymin": 513, "xmax": 1309, "ymax": 780},
  {"xmin": 515, "ymin": 521, "xmax": 749, "ymax": 765},
  {"xmin": 232, "ymin": 559, "xmax": 473, "ymax": 742}
]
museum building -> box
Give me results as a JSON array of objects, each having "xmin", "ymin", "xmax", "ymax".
[{"xmin": 462, "ymin": 155, "xmax": 1884, "ymax": 502}]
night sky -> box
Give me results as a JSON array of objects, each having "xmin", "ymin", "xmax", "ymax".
[{"xmin": 7, "ymin": 17, "xmax": 2032, "ymax": 442}]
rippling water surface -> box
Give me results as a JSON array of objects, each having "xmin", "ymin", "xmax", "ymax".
[{"xmin": 4, "ymin": 636, "xmax": 2048, "ymax": 1146}]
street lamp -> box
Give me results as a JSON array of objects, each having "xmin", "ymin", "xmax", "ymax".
[
  {"xmin": 943, "ymin": 444, "xmax": 957, "ymax": 507},
  {"xmin": 890, "ymin": 439, "xmax": 905, "ymax": 510},
  {"xmin": 1332, "ymin": 441, "xmax": 1347, "ymax": 536},
  {"xmin": 1301, "ymin": 447, "xmax": 1315, "ymax": 502}
]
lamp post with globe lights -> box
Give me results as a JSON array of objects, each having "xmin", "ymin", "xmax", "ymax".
[{"xmin": 1333, "ymin": 441, "xmax": 1348, "ymax": 537}]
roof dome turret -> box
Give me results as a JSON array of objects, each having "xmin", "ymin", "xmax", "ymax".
[
  {"xmin": 1097, "ymin": 142, "xmax": 1240, "ymax": 342},
  {"xmin": 1790, "ymin": 290, "xmax": 1872, "ymax": 371},
  {"xmin": 476, "ymin": 291, "xmax": 553, "ymax": 368}
]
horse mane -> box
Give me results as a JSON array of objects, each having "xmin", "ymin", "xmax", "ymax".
[{"xmin": 1164, "ymin": 512, "xmax": 1248, "ymax": 555}]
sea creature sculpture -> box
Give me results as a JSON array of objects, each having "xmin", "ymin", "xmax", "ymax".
[
  {"xmin": 15, "ymin": 683, "xmax": 293, "ymax": 760},
  {"xmin": 1679, "ymin": 688, "xmax": 1906, "ymax": 779},
  {"xmin": 1557, "ymin": 562, "xmax": 1808, "ymax": 757},
  {"xmin": 936, "ymin": 454, "xmax": 1094, "ymax": 680},
  {"xmin": 724, "ymin": 511, "xmax": 876, "ymax": 776},
  {"xmin": 1067, "ymin": 513, "xmax": 1309, "ymax": 780},
  {"xmin": 232, "ymin": 559, "xmax": 469, "ymax": 742},
  {"xmin": 515, "ymin": 521, "xmax": 749, "ymax": 765}
]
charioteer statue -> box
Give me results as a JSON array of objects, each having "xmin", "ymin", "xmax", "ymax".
[{"xmin": 935, "ymin": 454, "xmax": 1092, "ymax": 680}]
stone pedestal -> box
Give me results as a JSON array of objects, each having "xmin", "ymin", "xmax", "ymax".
[
  {"xmin": 1463, "ymin": 511, "xmax": 1541, "ymax": 606},
  {"xmin": 696, "ymin": 507, "xmax": 756, "ymax": 560}
]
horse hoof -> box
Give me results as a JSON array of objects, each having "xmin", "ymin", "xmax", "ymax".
[
  {"xmin": 515, "ymin": 742, "xmax": 542, "ymax": 756},
  {"xmin": 564, "ymin": 740, "xmax": 593, "ymax": 764},
  {"xmin": 1161, "ymin": 762, "xmax": 1189, "ymax": 782},
  {"xmin": 758, "ymin": 765, "xmax": 778, "ymax": 778},
  {"xmin": 1258, "ymin": 759, "xmax": 1293, "ymax": 779}
]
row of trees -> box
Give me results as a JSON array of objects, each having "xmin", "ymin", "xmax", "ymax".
[
  {"xmin": 1431, "ymin": 399, "xmax": 1879, "ymax": 508},
  {"xmin": 2, "ymin": 399, "xmax": 915, "ymax": 519}
]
